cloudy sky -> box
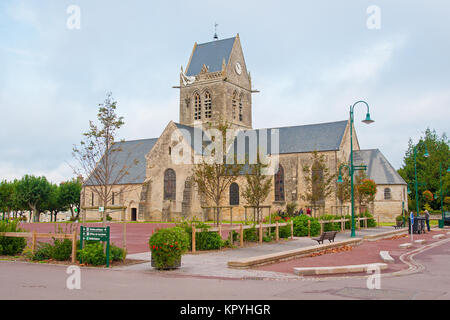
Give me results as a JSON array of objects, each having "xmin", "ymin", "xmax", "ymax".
[{"xmin": 0, "ymin": 0, "xmax": 449, "ymax": 183}]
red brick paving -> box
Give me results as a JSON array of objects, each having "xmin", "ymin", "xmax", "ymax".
[
  {"xmin": 253, "ymin": 229, "xmax": 448, "ymax": 276},
  {"xmin": 19, "ymin": 222, "xmax": 175, "ymax": 254},
  {"xmin": 18, "ymin": 222, "xmax": 236, "ymax": 254}
]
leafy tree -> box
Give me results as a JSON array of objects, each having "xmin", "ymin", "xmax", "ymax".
[
  {"xmin": 15, "ymin": 175, "xmax": 51, "ymax": 222},
  {"xmin": 301, "ymin": 151, "xmax": 335, "ymax": 208},
  {"xmin": 0, "ymin": 180, "xmax": 15, "ymax": 218},
  {"xmin": 354, "ymin": 172, "xmax": 377, "ymax": 210},
  {"xmin": 58, "ymin": 178, "xmax": 82, "ymax": 219},
  {"xmin": 242, "ymin": 151, "xmax": 272, "ymax": 222},
  {"xmin": 422, "ymin": 190, "xmax": 433, "ymax": 203},
  {"xmin": 45, "ymin": 184, "xmax": 68, "ymax": 222},
  {"xmin": 398, "ymin": 128, "xmax": 449, "ymax": 210},
  {"xmin": 72, "ymin": 92, "xmax": 140, "ymax": 225}
]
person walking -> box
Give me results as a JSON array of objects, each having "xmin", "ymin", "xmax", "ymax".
[{"xmin": 424, "ymin": 209, "xmax": 431, "ymax": 232}]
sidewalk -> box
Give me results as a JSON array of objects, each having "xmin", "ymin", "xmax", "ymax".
[
  {"xmin": 255, "ymin": 228, "xmax": 449, "ymax": 277},
  {"xmin": 122, "ymin": 226, "xmax": 402, "ymax": 279}
]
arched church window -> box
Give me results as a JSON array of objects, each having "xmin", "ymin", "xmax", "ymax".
[
  {"xmin": 239, "ymin": 93, "xmax": 243, "ymax": 121},
  {"xmin": 194, "ymin": 93, "xmax": 201, "ymax": 120},
  {"xmin": 164, "ymin": 169, "xmax": 176, "ymax": 200},
  {"xmin": 230, "ymin": 183, "xmax": 239, "ymax": 205},
  {"xmin": 232, "ymin": 91, "xmax": 238, "ymax": 120},
  {"xmin": 274, "ymin": 165, "xmax": 285, "ymax": 201},
  {"xmin": 384, "ymin": 188, "xmax": 391, "ymax": 200},
  {"xmin": 204, "ymin": 91, "xmax": 212, "ymax": 119}
]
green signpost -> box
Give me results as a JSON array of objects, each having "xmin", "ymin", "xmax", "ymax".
[{"xmin": 79, "ymin": 226, "xmax": 111, "ymax": 267}]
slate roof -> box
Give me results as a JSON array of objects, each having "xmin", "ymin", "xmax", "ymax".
[
  {"xmin": 174, "ymin": 122, "xmax": 211, "ymax": 155},
  {"xmin": 84, "ymin": 138, "xmax": 157, "ymax": 186},
  {"xmin": 225, "ymin": 120, "xmax": 348, "ymax": 157},
  {"xmin": 84, "ymin": 120, "xmax": 350, "ymax": 185},
  {"xmin": 174, "ymin": 120, "xmax": 348, "ymax": 156},
  {"xmin": 185, "ymin": 37, "xmax": 236, "ymax": 76},
  {"xmin": 353, "ymin": 149, "xmax": 407, "ymax": 185}
]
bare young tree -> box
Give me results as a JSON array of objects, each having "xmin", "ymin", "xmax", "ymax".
[
  {"xmin": 301, "ymin": 151, "xmax": 335, "ymax": 210},
  {"xmin": 72, "ymin": 92, "xmax": 140, "ymax": 225},
  {"xmin": 336, "ymin": 161, "xmax": 351, "ymax": 205},
  {"xmin": 192, "ymin": 121, "xmax": 242, "ymax": 225},
  {"xmin": 242, "ymin": 151, "xmax": 272, "ymax": 222}
]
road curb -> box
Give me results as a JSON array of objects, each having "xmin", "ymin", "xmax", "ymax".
[
  {"xmin": 379, "ymin": 251, "xmax": 395, "ymax": 263},
  {"xmin": 363, "ymin": 228, "xmax": 407, "ymax": 241},
  {"xmin": 293, "ymin": 262, "xmax": 387, "ymax": 276},
  {"xmin": 227, "ymin": 238, "xmax": 362, "ymax": 269}
]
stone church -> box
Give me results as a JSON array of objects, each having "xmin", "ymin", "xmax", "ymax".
[{"xmin": 82, "ymin": 34, "xmax": 407, "ymax": 223}]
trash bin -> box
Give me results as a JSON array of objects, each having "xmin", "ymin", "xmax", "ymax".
[
  {"xmin": 408, "ymin": 217, "xmax": 426, "ymax": 234},
  {"xmin": 438, "ymin": 219, "xmax": 444, "ymax": 228}
]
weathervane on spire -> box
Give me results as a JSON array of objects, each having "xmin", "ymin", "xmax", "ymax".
[{"xmin": 213, "ymin": 22, "xmax": 218, "ymax": 40}]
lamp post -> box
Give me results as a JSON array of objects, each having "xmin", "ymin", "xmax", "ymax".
[
  {"xmin": 413, "ymin": 141, "xmax": 429, "ymax": 216},
  {"xmin": 337, "ymin": 100, "xmax": 374, "ymax": 238}
]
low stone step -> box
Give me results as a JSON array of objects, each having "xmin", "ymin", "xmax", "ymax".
[
  {"xmin": 379, "ymin": 251, "xmax": 395, "ymax": 263},
  {"xmin": 433, "ymin": 234, "xmax": 445, "ymax": 239},
  {"xmin": 414, "ymin": 239, "xmax": 426, "ymax": 245},
  {"xmin": 293, "ymin": 263, "xmax": 388, "ymax": 276},
  {"xmin": 399, "ymin": 243, "xmax": 412, "ymax": 249}
]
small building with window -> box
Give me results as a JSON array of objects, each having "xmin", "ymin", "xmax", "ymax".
[{"xmin": 353, "ymin": 149, "xmax": 408, "ymax": 222}]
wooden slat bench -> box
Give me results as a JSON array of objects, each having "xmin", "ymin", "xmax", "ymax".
[
  {"xmin": 393, "ymin": 221, "xmax": 404, "ymax": 229},
  {"xmin": 312, "ymin": 231, "xmax": 338, "ymax": 244}
]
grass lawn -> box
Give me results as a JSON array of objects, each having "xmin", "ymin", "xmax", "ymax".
[{"xmin": 379, "ymin": 220, "xmax": 439, "ymax": 227}]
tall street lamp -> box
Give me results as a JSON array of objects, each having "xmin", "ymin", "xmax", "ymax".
[
  {"xmin": 337, "ymin": 100, "xmax": 374, "ymax": 238},
  {"xmin": 413, "ymin": 141, "xmax": 429, "ymax": 216}
]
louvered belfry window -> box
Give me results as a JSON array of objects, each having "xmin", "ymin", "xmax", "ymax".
[
  {"xmin": 164, "ymin": 169, "xmax": 176, "ymax": 200},
  {"xmin": 204, "ymin": 91, "xmax": 212, "ymax": 118},
  {"xmin": 232, "ymin": 91, "xmax": 238, "ymax": 120},
  {"xmin": 274, "ymin": 165, "xmax": 285, "ymax": 201},
  {"xmin": 238, "ymin": 93, "xmax": 243, "ymax": 121},
  {"xmin": 194, "ymin": 93, "xmax": 201, "ymax": 120}
]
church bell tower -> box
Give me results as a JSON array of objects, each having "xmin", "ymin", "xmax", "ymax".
[{"xmin": 178, "ymin": 34, "xmax": 253, "ymax": 129}]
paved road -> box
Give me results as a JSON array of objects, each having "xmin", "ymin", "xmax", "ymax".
[{"xmin": 1, "ymin": 235, "xmax": 449, "ymax": 300}]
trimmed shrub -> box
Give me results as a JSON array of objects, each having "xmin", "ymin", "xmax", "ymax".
[
  {"xmin": 279, "ymin": 224, "xmax": 291, "ymax": 238},
  {"xmin": 176, "ymin": 220, "xmax": 225, "ymax": 251},
  {"xmin": 110, "ymin": 244, "xmax": 126, "ymax": 261},
  {"xmin": 52, "ymin": 239, "xmax": 73, "ymax": 261},
  {"xmin": 78, "ymin": 242, "xmax": 106, "ymax": 266},
  {"xmin": 231, "ymin": 230, "xmax": 239, "ymax": 242},
  {"xmin": 0, "ymin": 219, "xmax": 27, "ymax": 255},
  {"xmin": 149, "ymin": 227, "xmax": 189, "ymax": 269},
  {"xmin": 243, "ymin": 224, "xmax": 258, "ymax": 242},
  {"xmin": 292, "ymin": 215, "xmax": 320, "ymax": 237},
  {"xmin": 320, "ymin": 214, "xmax": 341, "ymax": 232},
  {"xmin": 32, "ymin": 242, "xmax": 53, "ymax": 261},
  {"xmin": 359, "ymin": 212, "xmax": 377, "ymax": 228},
  {"xmin": 195, "ymin": 230, "xmax": 224, "ymax": 250}
]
